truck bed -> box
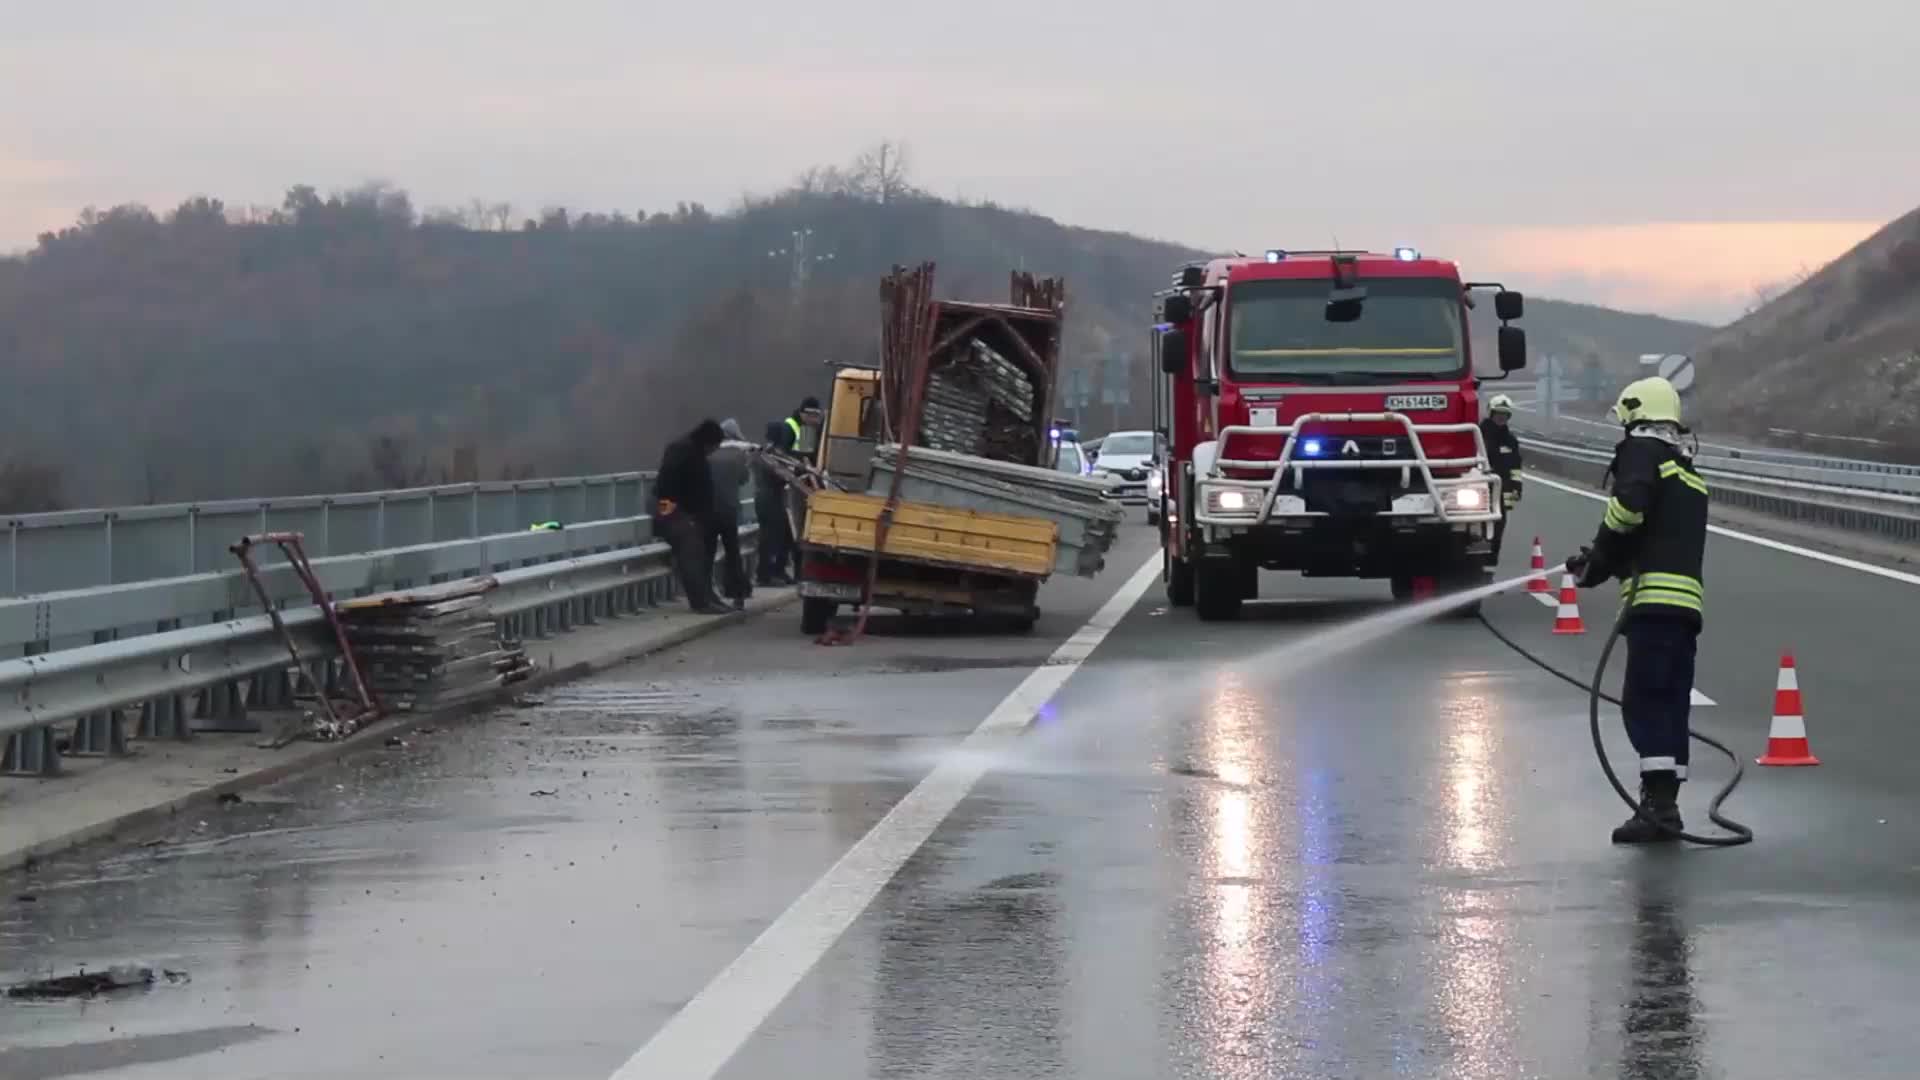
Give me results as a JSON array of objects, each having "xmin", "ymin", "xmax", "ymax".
[{"xmin": 801, "ymin": 490, "xmax": 1057, "ymax": 579}]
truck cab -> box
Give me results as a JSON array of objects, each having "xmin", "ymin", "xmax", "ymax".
[{"xmin": 1153, "ymin": 248, "xmax": 1526, "ymax": 619}]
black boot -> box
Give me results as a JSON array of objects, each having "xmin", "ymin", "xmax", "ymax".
[{"xmin": 1611, "ymin": 771, "xmax": 1683, "ymax": 844}]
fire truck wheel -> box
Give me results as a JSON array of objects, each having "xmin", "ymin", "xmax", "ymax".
[
  {"xmin": 1238, "ymin": 558, "xmax": 1259, "ymax": 600},
  {"xmin": 1164, "ymin": 549, "xmax": 1195, "ymax": 606},
  {"xmin": 1390, "ymin": 574, "xmax": 1415, "ymax": 602},
  {"xmin": 1194, "ymin": 559, "xmax": 1243, "ymax": 621},
  {"xmin": 800, "ymin": 597, "xmax": 838, "ymax": 635}
]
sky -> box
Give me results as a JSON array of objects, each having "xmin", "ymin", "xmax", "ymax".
[{"xmin": 2, "ymin": 0, "xmax": 1914, "ymax": 325}]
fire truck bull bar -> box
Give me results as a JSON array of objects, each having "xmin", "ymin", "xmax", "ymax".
[{"xmin": 1197, "ymin": 412, "xmax": 1502, "ymax": 528}]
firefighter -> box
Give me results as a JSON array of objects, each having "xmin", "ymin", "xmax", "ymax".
[
  {"xmin": 1480, "ymin": 393, "xmax": 1523, "ymax": 560},
  {"xmin": 1565, "ymin": 376, "xmax": 1708, "ymax": 844}
]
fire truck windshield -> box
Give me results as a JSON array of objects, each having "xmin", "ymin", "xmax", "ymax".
[{"xmin": 1227, "ymin": 276, "xmax": 1465, "ymax": 380}]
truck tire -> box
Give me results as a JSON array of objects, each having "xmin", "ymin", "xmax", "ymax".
[
  {"xmin": 1390, "ymin": 574, "xmax": 1415, "ymax": 602},
  {"xmin": 1194, "ymin": 559, "xmax": 1243, "ymax": 622},
  {"xmin": 800, "ymin": 597, "xmax": 837, "ymax": 635},
  {"xmin": 1447, "ymin": 565, "xmax": 1494, "ymax": 618},
  {"xmin": 1239, "ymin": 558, "xmax": 1259, "ymax": 600},
  {"xmin": 1165, "ymin": 549, "xmax": 1195, "ymax": 606}
]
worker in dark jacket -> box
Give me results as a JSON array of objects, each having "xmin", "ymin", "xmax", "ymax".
[
  {"xmin": 654, "ymin": 419, "xmax": 728, "ymax": 614},
  {"xmin": 1566, "ymin": 377, "xmax": 1708, "ymax": 844},
  {"xmin": 1480, "ymin": 393, "xmax": 1524, "ymax": 559},
  {"xmin": 704, "ymin": 419, "xmax": 753, "ymax": 609},
  {"xmin": 755, "ymin": 419, "xmax": 795, "ymax": 585}
]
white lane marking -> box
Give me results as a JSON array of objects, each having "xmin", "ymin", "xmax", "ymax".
[
  {"xmin": 1525, "ymin": 472, "xmax": 1920, "ymax": 587},
  {"xmin": 608, "ymin": 551, "xmax": 1164, "ymax": 1080},
  {"xmin": 1691, "ymin": 688, "xmax": 1717, "ymax": 706},
  {"xmin": 1531, "ymin": 591, "xmax": 1558, "ymax": 608}
]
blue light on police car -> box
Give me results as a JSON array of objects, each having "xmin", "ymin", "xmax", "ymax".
[
  {"xmin": 1302, "ymin": 438, "xmax": 1324, "ymax": 456},
  {"xmin": 1049, "ymin": 427, "xmax": 1062, "ymax": 441},
  {"xmin": 1394, "ymin": 246, "xmax": 1419, "ymax": 261}
]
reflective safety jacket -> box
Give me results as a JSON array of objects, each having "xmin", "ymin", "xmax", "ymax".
[{"xmin": 1589, "ymin": 433, "xmax": 1708, "ymax": 623}]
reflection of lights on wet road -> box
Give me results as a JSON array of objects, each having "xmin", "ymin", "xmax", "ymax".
[
  {"xmin": 1197, "ymin": 671, "xmax": 1275, "ymax": 1076},
  {"xmin": 1430, "ymin": 675, "xmax": 1521, "ymax": 1078},
  {"xmin": 1440, "ymin": 678, "xmax": 1500, "ymax": 874}
]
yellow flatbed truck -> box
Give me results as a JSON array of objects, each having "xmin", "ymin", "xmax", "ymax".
[{"xmin": 795, "ymin": 367, "xmax": 1060, "ymax": 635}]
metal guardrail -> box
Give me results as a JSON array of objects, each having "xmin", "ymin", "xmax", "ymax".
[
  {"xmin": 0, "ymin": 513, "xmax": 762, "ymax": 777},
  {"xmin": 2, "ymin": 472, "xmax": 654, "ymax": 598},
  {"xmin": 1519, "ymin": 436, "xmax": 1920, "ymax": 544},
  {"xmin": 1515, "ymin": 416, "xmax": 1920, "ymax": 496},
  {"xmin": 0, "ymin": 515, "xmax": 660, "ymax": 657}
]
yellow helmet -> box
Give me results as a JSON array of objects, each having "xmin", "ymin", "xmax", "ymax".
[
  {"xmin": 1613, "ymin": 376, "xmax": 1682, "ymax": 427},
  {"xmin": 1488, "ymin": 393, "xmax": 1515, "ymax": 414}
]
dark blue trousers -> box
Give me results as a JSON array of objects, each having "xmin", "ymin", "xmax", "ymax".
[{"xmin": 1621, "ymin": 613, "xmax": 1698, "ymax": 777}]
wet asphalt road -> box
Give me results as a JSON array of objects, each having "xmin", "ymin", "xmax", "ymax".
[{"xmin": 5, "ymin": 505, "xmax": 1920, "ymax": 1079}]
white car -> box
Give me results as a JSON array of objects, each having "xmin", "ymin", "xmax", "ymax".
[{"xmin": 1090, "ymin": 430, "xmax": 1158, "ymax": 506}]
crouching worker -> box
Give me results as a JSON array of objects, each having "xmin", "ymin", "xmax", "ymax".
[{"xmin": 654, "ymin": 419, "xmax": 730, "ymax": 615}]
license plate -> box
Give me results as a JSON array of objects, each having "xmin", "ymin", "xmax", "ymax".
[
  {"xmin": 1248, "ymin": 406, "xmax": 1278, "ymax": 427},
  {"xmin": 1385, "ymin": 394, "xmax": 1448, "ymax": 412},
  {"xmin": 801, "ymin": 582, "xmax": 864, "ymax": 602}
]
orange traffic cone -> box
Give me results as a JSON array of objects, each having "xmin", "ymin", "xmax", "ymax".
[
  {"xmin": 1551, "ymin": 573, "xmax": 1585, "ymax": 634},
  {"xmin": 1527, "ymin": 537, "xmax": 1550, "ymax": 593},
  {"xmin": 1757, "ymin": 652, "xmax": 1820, "ymax": 766}
]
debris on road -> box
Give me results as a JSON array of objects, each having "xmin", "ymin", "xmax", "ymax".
[
  {"xmin": 529, "ymin": 789, "xmax": 558, "ymax": 797},
  {"xmin": 4, "ymin": 964, "xmax": 187, "ymax": 1000},
  {"xmin": 216, "ymin": 792, "xmax": 243, "ymax": 806}
]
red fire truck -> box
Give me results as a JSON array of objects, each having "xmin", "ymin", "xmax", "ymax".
[{"xmin": 1151, "ymin": 247, "xmax": 1527, "ymax": 620}]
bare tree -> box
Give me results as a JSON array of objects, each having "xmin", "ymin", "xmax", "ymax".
[
  {"xmin": 0, "ymin": 457, "xmax": 65, "ymax": 514},
  {"xmin": 367, "ymin": 434, "xmax": 428, "ymax": 489},
  {"xmin": 849, "ymin": 139, "xmax": 919, "ymax": 204}
]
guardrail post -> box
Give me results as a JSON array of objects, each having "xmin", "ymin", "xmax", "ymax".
[
  {"xmin": 69, "ymin": 710, "xmax": 129, "ymax": 757},
  {"xmin": 139, "ymin": 694, "xmax": 190, "ymax": 740},
  {"xmin": 193, "ymin": 679, "xmax": 258, "ymax": 733},
  {"xmin": 2, "ymin": 725, "xmax": 60, "ymax": 776}
]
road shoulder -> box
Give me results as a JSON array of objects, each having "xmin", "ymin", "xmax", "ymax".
[{"xmin": 0, "ymin": 590, "xmax": 796, "ymax": 874}]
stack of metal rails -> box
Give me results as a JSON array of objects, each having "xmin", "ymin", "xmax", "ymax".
[
  {"xmin": 336, "ymin": 578, "xmax": 533, "ymax": 713},
  {"xmin": 867, "ymin": 444, "xmax": 1122, "ymax": 577},
  {"xmin": 919, "ymin": 341, "xmax": 1041, "ymax": 462}
]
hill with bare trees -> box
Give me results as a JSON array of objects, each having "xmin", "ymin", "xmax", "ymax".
[
  {"xmin": 0, "ymin": 145, "xmax": 1715, "ymax": 511},
  {"xmin": 1693, "ymin": 205, "xmax": 1920, "ymax": 457}
]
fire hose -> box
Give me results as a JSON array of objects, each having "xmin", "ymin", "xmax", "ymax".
[{"xmin": 1477, "ymin": 570, "xmax": 1754, "ymax": 847}]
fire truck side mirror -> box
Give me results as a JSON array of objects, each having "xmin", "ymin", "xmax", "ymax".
[
  {"xmin": 1495, "ymin": 289, "xmax": 1524, "ymax": 321},
  {"xmin": 1497, "ymin": 325, "xmax": 1527, "ymax": 371},
  {"xmin": 1159, "ymin": 328, "xmax": 1190, "ymax": 375},
  {"xmin": 1161, "ymin": 295, "xmax": 1193, "ymax": 324}
]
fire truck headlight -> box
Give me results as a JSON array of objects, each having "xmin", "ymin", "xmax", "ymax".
[
  {"xmin": 1445, "ymin": 485, "xmax": 1488, "ymax": 511},
  {"xmin": 1205, "ymin": 487, "xmax": 1257, "ymax": 515}
]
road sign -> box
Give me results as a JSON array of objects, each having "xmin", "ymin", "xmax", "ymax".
[{"xmin": 1656, "ymin": 353, "xmax": 1695, "ymax": 394}]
